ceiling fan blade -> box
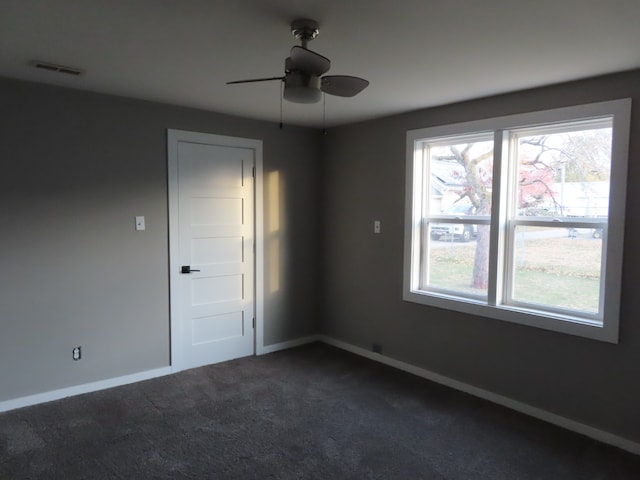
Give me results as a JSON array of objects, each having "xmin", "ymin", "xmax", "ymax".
[
  {"xmin": 227, "ymin": 76, "xmax": 284, "ymax": 85},
  {"xmin": 320, "ymin": 75, "xmax": 369, "ymax": 97},
  {"xmin": 289, "ymin": 46, "xmax": 330, "ymax": 76}
]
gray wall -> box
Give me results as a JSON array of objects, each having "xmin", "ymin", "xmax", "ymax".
[
  {"xmin": 3, "ymin": 69, "xmax": 640, "ymax": 444},
  {"xmin": 0, "ymin": 77, "xmax": 321, "ymax": 401},
  {"xmin": 321, "ymin": 69, "xmax": 640, "ymax": 443}
]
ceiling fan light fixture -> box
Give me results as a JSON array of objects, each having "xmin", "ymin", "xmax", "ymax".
[
  {"xmin": 283, "ymin": 73, "xmax": 322, "ymax": 103},
  {"xmin": 283, "ymin": 85, "xmax": 322, "ymax": 104}
]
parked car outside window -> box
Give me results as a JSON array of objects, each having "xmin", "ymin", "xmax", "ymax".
[{"xmin": 430, "ymin": 204, "xmax": 477, "ymax": 242}]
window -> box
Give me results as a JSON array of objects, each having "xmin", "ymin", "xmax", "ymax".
[{"xmin": 403, "ymin": 99, "xmax": 631, "ymax": 342}]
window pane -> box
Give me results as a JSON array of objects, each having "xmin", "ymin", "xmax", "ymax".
[
  {"xmin": 511, "ymin": 226, "xmax": 603, "ymax": 314},
  {"xmin": 425, "ymin": 223, "xmax": 489, "ymax": 298},
  {"xmin": 429, "ymin": 140, "xmax": 493, "ymax": 215},
  {"xmin": 515, "ymin": 127, "xmax": 612, "ymax": 218}
]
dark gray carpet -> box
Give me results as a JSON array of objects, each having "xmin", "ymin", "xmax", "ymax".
[{"xmin": 0, "ymin": 343, "xmax": 639, "ymax": 479}]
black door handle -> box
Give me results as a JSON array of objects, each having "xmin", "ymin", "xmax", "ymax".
[{"xmin": 181, "ymin": 265, "xmax": 201, "ymax": 274}]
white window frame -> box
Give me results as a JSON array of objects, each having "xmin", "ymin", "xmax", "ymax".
[{"xmin": 403, "ymin": 99, "xmax": 631, "ymax": 343}]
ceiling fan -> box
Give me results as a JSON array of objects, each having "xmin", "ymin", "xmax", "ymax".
[{"xmin": 227, "ymin": 19, "xmax": 369, "ymax": 104}]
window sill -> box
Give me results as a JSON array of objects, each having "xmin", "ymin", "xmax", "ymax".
[{"xmin": 403, "ymin": 289, "xmax": 617, "ymax": 343}]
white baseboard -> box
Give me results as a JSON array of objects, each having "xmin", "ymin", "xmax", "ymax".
[
  {"xmin": 3, "ymin": 334, "xmax": 638, "ymax": 456},
  {"xmin": 259, "ymin": 334, "xmax": 321, "ymax": 355},
  {"xmin": 0, "ymin": 333, "xmax": 324, "ymax": 412},
  {"xmin": 319, "ymin": 335, "xmax": 640, "ymax": 456},
  {"xmin": 0, "ymin": 366, "xmax": 173, "ymax": 414}
]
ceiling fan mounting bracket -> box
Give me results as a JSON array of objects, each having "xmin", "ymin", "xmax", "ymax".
[{"xmin": 291, "ymin": 19, "xmax": 319, "ymax": 47}]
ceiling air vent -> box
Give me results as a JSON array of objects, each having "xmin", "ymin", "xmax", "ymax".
[{"xmin": 30, "ymin": 60, "xmax": 84, "ymax": 76}]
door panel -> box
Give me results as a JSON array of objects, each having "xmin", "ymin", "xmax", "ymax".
[
  {"xmin": 191, "ymin": 237, "xmax": 243, "ymax": 264},
  {"xmin": 191, "ymin": 275, "xmax": 243, "ymax": 304},
  {"xmin": 190, "ymin": 197, "xmax": 242, "ymax": 225},
  {"xmin": 192, "ymin": 311, "xmax": 244, "ymax": 345}
]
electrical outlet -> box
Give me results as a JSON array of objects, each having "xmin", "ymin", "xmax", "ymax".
[{"xmin": 72, "ymin": 346, "xmax": 82, "ymax": 361}]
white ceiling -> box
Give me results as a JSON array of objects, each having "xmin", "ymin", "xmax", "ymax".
[{"xmin": 2, "ymin": 0, "xmax": 639, "ymax": 127}]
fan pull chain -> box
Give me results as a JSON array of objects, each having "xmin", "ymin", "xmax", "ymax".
[
  {"xmin": 279, "ymin": 80, "xmax": 284, "ymax": 130},
  {"xmin": 322, "ymin": 94, "xmax": 327, "ymax": 135}
]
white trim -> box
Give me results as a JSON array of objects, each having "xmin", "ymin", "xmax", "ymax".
[
  {"xmin": 3, "ymin": 334, "xmax": 638, "ymax": 456},
  {"xmin": 167, "ymin": 129, "xmax": 264, "ymax": 369},
  {"xmin": 319, "ymin": 335, "xmax": 640, "ymax": 456},
  {"xmin": 0, "ymin": 333, "xmax": 316, "ymax": 412},
  {"xmin": 254, "ymin": 152, "xmax": 266, "ymax": 355},
  {"xmin": 259, "ymin": 335, "xmax": 321, "ymax": 355},
  {"xmin": 167, "ymin": 129, "xmax": 182, "ymax": 368},
  {"xmin": 0, "ymin": 367, "xmax": 172, "ymax": 414}
]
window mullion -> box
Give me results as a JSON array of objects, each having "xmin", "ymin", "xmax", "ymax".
[{"xmin": 487, "ymin": 130, "xmax": 507, "ymax": 306}]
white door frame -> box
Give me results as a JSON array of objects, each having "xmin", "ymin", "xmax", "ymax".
[{"xmin": 167, "ymin": 129, "xmax": 265, "ymax": 372}]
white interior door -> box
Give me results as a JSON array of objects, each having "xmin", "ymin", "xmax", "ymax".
[{"xmin": 168, "ymin": 130, "xmax": 260, "ymax": 370}]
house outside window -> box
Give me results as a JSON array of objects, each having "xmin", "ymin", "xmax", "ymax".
[{"xmin": 403, "ymin": 99, "xmax": 631, "ymax": 342}]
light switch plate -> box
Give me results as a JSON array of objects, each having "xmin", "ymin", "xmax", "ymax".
[
  {"xmin": 135, "ymin": 216, "xmax": 145, "ymax": 231},
  {"xmin": 374, "ymin": 220, "xmax": 381, "ymax": 233}
]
